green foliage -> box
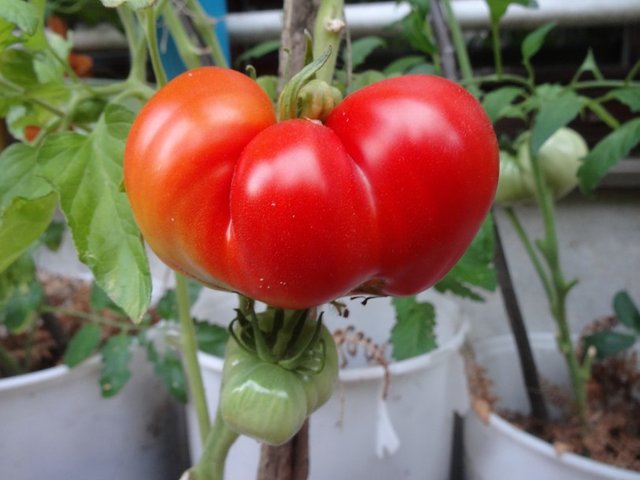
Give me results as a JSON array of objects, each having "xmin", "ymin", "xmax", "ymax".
[
  {"xmin": 435, "ymin": 216, "xmax": 497, "ymax": 301},
  {"xmin": 583, "ymin": 291, "xmax": 639, "ymax": 361},
  {"xmin": 38, "ymin": 105, "xmax": 152, "ymax": 322},
  {"xmin": 530, "ymin": 85, "xmax": 581, "ymax": 156},
  {"xmin": 486, "ymin": 0, "xmax": 538, "ymax": 25},
  {"xmin": 578, "ymin": 118, "xmax": 640, "ymax": 192},
  {"xmin": 390, "ymin": 297, "xmax": 437, "ymax": 361},
  {"xmin": 346, "ymin": 36, "xmax": 386, "ymax": 71},
  {"xmin": 146, "ymin": 341, "xmax": 188, "ymax": 403},
  {"xmin": 100, "ymin": 334, "xmax": 133, "ymax": 398},
  {"xmin": 194, "ymin": 321, "xmax": 229, "ymax": 358},
  {"xmin": 64, "ymin": 324, "xmax": 102, "ymax": 368}
]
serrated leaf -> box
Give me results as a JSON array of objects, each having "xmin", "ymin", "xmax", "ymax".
[
  {"xmin": 578, "ymin": 118, "xmax": 640, "ymax": 192},
  {"xmin": 530, "ymin": 87, "xmax": 581, "ymax": 155},
  {"xmin": 583, "ymin": 331, "xmax": 636, "ymax": 361},
  {"xmin": 400, "ymin": 9, "xmax": 436, "ymax": 56},
  {"xmin": 100, "ymin": 334, "xmax": 133, "ymax": 397},
  {"xmin": 390, "ymin": 297, "xmax": 437, "ymax": 361},
  {"xmin": 435, "ymin": 216, "xmax": 496, "ymax": 301},
  {"xmin": 482, "ymin": 87, "xmax": 524, "ymax": 123},
  {"xmin": 346, "ymin": 36, "xmax": 386, "ymax": 71},
  {"xmin": 0, "ymin": 0, "xmax": 39, "ymax": 35},
  {"xmin": 0, "ymin": 192, "xmax": 57, "ymax": 273},
  {"xmin": 146, "ymin": 342, "xmax": 187, "ymax": 402},
  {"xmin": 613, "ymin": 291, "xmax": 640, "ymax": 333},
  {"xmin": 486, "ymin": 0, "xmax": 538, "ymax": 25},
  {"xmin": 195, "ymin": 321, "xmax": 229, "ymax": 357},
  {"xmin": 38, "ymin": 105, "xmax": 151, "ymax": 322},
  {"xmin": 522, "ymin": 22, "xmax": 555, "ymax": 67},
  {"xmin": 64, "ymin": 323, "xmax": 102, "ymax": 367},
  {"xmin": 610, "ymin": 87, "xmax": 640, "ymax": 113}
]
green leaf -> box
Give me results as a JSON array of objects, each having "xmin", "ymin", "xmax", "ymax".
[
  {"xmin": 90, "ymin": 282, "xmax": 126, "ymax": 316},
  {"xmin": 571, "ymin": 49, "xmax": 604, "ymax": 83},
  {"xmin": 146, "ymin": 342, "xmax": 187, "ymax": 402},
  {"xmin": 522, "ymin": 22, "xmax": 555, "ymax": 70},
  {"xmin": 390, "ymin": 297, "xmax": 437, "ymax": 361},
  {"xmin": 155, "ymin": 281, "xmax": 203, "ymax": 321},
  {"xmin": 613, "ymin": 291, "xmax": 640, "ymax": 333},
  {"xmin": 0, "ymin": 143, "xmax": 53, "ymax": 210},
  {"xmin": 400, "ymin": 9, "xmax": 436, "ymax": 56},
  {"xmin": 1, "ymin": 270, "xmax": 42, "ymax": 333},
  {"xmin": 0, "ymin": 192, "xmax": 57, "ymax": 273},
  {"xmin": 346, "ymin": 36, "xmax": 386, "ymax": 71},
  {"xmin": 235, "ymin": 40, "xmax": 280, "ymax": 66},
  {"xmin": 578, "ymin": 118, "xmax": 640, "ymax": 192},
  {"xmin": 583, "ymin": 330, "xmax": 636, "ymax": 361},
  {"xmin": 383, "ymin": 56, "xmax": 427, "ymax": 76},
  {"xmin": 0, "ymin": 0, "xmax": 39, "ymax": 35},
  {"xmin": 530, "ymin": 86, "xmax": 581, "ymax": 156},
  {"xmin": 194, "ymin": 321, "xmax": 229, "ymax": 357},
  {"xmin": 64, "ymin": 324, "xmax": 102, "ymax": 367},
  {"xmin": 486, "ymin": 0, "xmax": 538, "ymax": 25},
  {"xmin": 100, "ymin": 334, "xmax": 133, "ymax": 397},
  {"xmin": 41, "ymin": 221, "xmax": 65, "ymax": 251},
  {"xmin": 482, "ymin": 86, "xmax": 524, "ymax": 123},
  {"xmin": 610, "ymin": 87, "xmax": 640, "ymax": 113},
  {"xmin": 435, "ymin": 216, "xmax": 496, "ymax": 301},
  {"xmin": 38, "ymin": 105, "xmax": 151, "ymax": 322}
]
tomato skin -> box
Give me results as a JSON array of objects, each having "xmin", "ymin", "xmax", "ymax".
[{"xmin": 125, "ymin": 69, "xmax": 498, "ymax": 308}]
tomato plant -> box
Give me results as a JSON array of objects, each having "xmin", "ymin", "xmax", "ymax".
[
  {"xmin": 124, "ymin": 68, "xmax": 499, "ymax": 309},
  {"xmin": 495, "ymin": 128, "xmax": 588, "ymax": 206}
]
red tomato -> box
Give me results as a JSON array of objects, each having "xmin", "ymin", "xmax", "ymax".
[{"xmin": 124, "ymin": 67, "xmax": 498, "ymax": 309}]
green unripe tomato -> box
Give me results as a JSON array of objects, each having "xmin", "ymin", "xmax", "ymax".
[
  {"xmin": 298, "ymin": 325, "xmax": 339, "ymax": 414},
  {"xmin": 522, "ymin": 127, "xmax": 588, "ymax": 199},
  {"xmin": 220, "ymin": 358, "xmax": 308, "ymax": 446},
  {"xmin": 494, "ymin": 150, "xmax": 532, "ymax": 205},
  {"xmin": 495, "ymin": 128, "xmax": 588, "ymax": 206}
]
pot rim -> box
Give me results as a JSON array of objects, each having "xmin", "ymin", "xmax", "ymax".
[{"xmin": 471, "ymin": 332, "xmax": 640, "ymax": 479}]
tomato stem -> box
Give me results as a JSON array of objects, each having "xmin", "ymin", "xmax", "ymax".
[
  {"xmin": 312, "ymin": 0, "xmax": 345, "ymax": 84},
  {"xmin": 176, "ymin": 273, "xmax": 211, "ymax": 443},
  {"xmin": 140, "ymin": 5, "xmax": 168, "ymax": 87},
  {"xmin": 188, "ymin": 409, "xmax": 239, "ymax": 480}
]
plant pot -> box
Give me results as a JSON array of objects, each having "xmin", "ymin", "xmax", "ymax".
[
  {"xmin": 187, "ymin": 290, "xmax": 469, "ymax": 480},
  {"xmin": 0, "ymin": 346, "xmax": 187, "ymax": 480},
  {"xmin": 463, "ymin": 333, "xmax": 640, "ymax": 480}
]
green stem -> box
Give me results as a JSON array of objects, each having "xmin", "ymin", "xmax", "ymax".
[
  {"xmin": 161, "ymin": 1, "xmax": 202, "ymax": 70},
  {"xmin": 625, "ymin": 60, "xmax": 640, "ymax": 82},
  {"xmin": 582, "ymin": 98, "xmax": 621, "ymax": 130},
  {"xmin": 271, "ymin": 309, "xmax": 308, "ymax": 359},
  {"xmin": 141, "ymin": 6, "xmax": 168, "ymax": 87},
  {"xmin": 184, "ymin": 0, "xmax": 229, "ymax": 68},
  {"xmin": 0, "ymin": 77, "xmax": 67, "ymax": 119},
  {"xmin": 490, "ymin": 21, "xmax": 503, "ymax": 79},
  {"xmin": 461, "ymin": 72, "xmax": 533, "ymax": 90},
  {"xmin": 441, "ymin": 0, "xmax": 473, "ymax": 83},
  {"xmin": 189, "ymin": 409, "xmax": 239, "ymax": 480},
  {"xmin": 176, "ymin": 273, "xmax": 211, "ymax": 443},
  {"xmin": 527, "ymin": 143, "xmax": 587, "ymax": 424},
  {"xmin": 504, "ymin": 207, "xmax": 553, "ymax": 301},
  {"xmin": 40, "ymin": 305, "xmax": 135, "ymax": 331},
  {"xmin": 118, "ymin": 5, "xmax": 147, "ymax": 83},
  {"xmin": 312, "ymin": 0, "xmax": 345, "ymax": 83}
]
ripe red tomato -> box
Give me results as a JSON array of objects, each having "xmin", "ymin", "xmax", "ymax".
[{"xmin": 125, "ymin": 67, "xmax": 498, "ymax": 309}]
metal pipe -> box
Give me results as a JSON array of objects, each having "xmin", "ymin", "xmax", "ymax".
[{"xmin": 226, "ymin": 0, "xmax": 640, "ymax": 43}]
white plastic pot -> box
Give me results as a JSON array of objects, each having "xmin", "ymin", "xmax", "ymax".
[
  {"xmin": 463, "ymin": 333, "xmax": 640, "ymax": 480},
  {"xmin": 187, "ymin": 290, "xmax": 469, "ymax": 480},
  {"xmin": 0, "ymin": 347, "xmax": 187, "ymax": 480}
]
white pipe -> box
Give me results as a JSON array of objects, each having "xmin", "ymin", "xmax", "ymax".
[{"xmin": 226, "ymin": 0, "xmax": 640, "ymax": 43}]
